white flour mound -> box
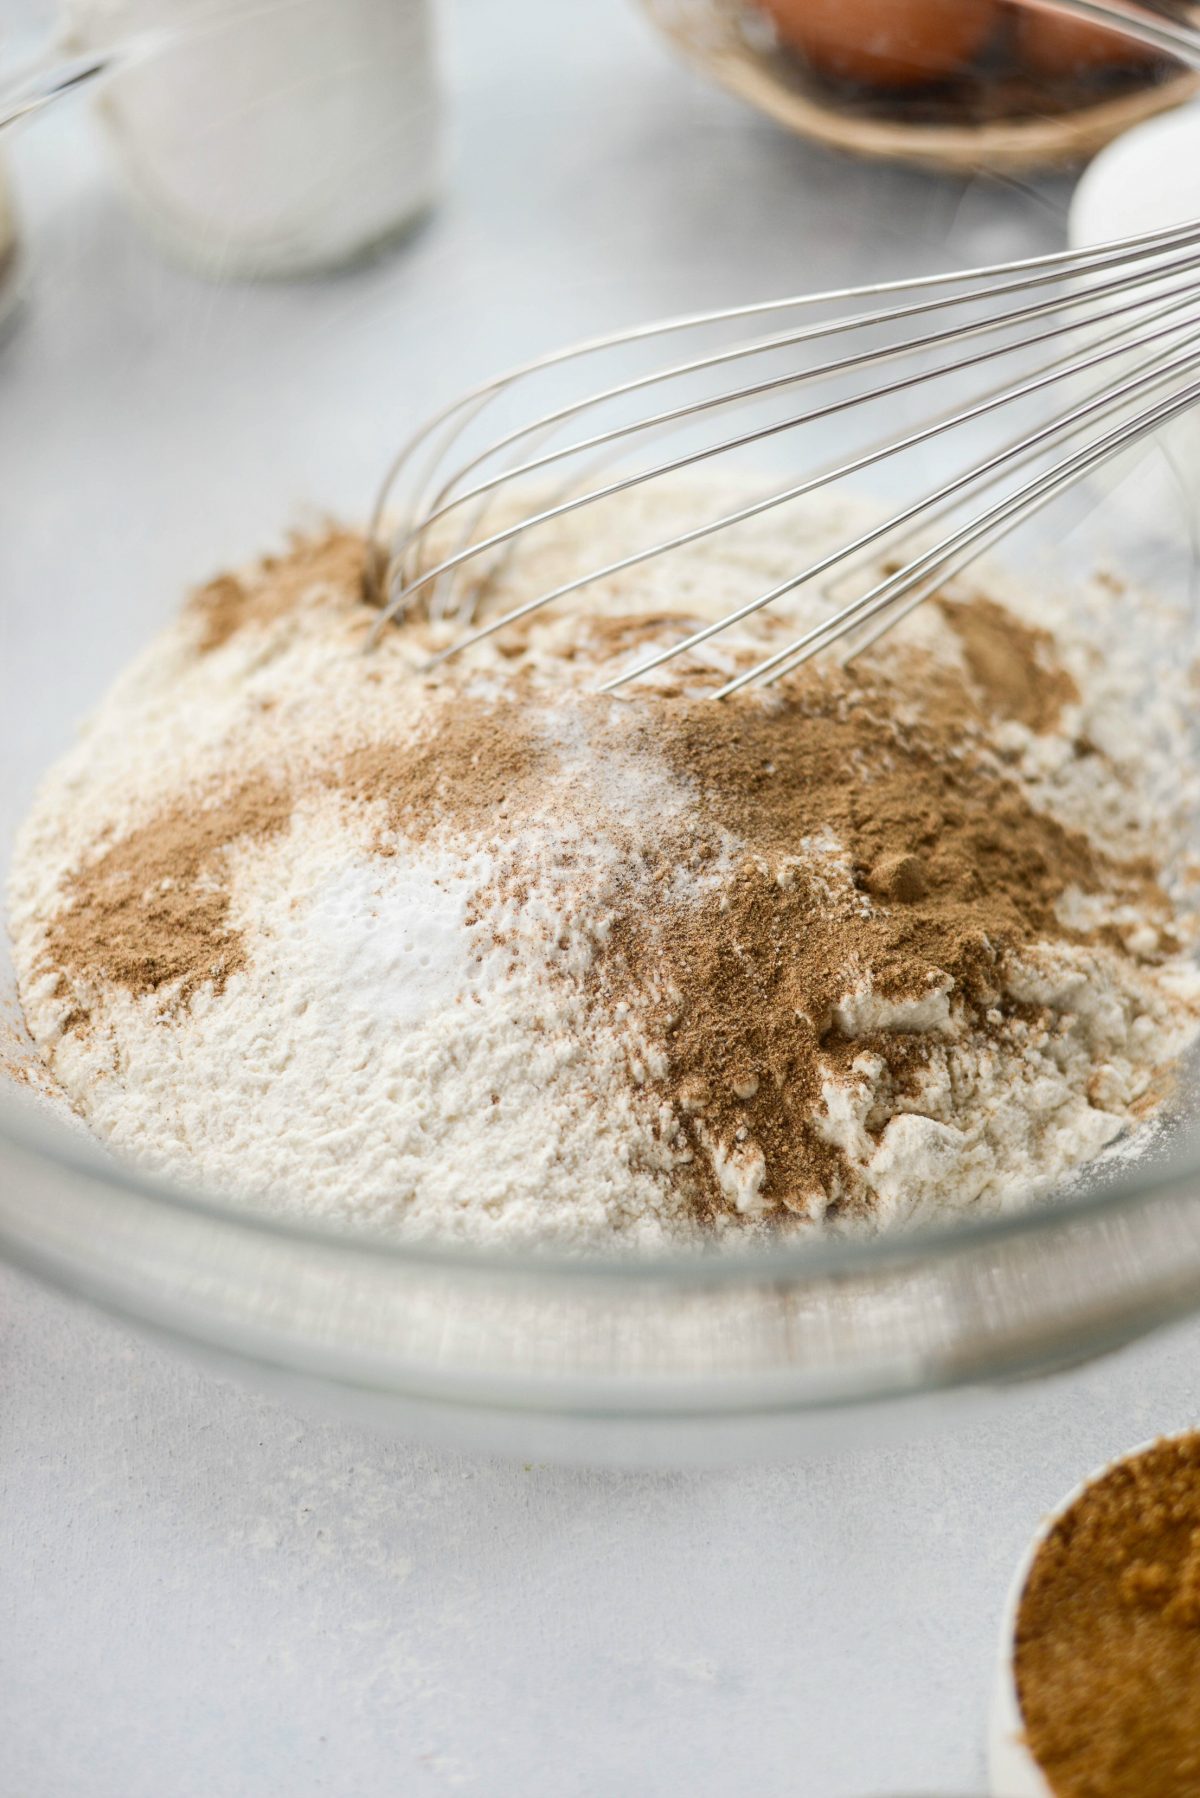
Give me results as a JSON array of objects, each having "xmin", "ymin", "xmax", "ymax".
[{"xmin": 8, "ymin": 482, "xmax": 1200, "ymax": 1248}]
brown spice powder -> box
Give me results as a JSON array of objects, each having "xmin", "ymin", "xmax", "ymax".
[
  {"xmin": 585, "ymin": 673, "xmax": 1162, "ymax": 1216},
  {"xmin": 1015, "ymin": 1434, "xmax": 1200, "ymax": 1798},
  {"xmin": 189, "ymin": 528, "xmax": 367, "ymax": 654},
  {"xmin": 331, "ymin": 688, "xmax": 548, "ymax": 844},
  {"xmin": 939, "ymin": 592, "xmax": 1081, "ymax": 734},
  {"xmin": 47, "ymin": 779, "xmax": 294, "ymax": 1027}
]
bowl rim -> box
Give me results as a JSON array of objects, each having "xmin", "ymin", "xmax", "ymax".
[{"xmin": 3, "ymin": 1078, "xmax": 1198, "ymax": 1284}]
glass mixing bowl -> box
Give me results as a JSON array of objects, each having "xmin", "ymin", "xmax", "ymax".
[{"xmin": 4, "ymin": 18, "xmax": 1200, "ymax": 1464}]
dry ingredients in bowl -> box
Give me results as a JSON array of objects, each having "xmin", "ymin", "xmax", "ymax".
[{"xmin": 8, "ymin": 483, "xmax": 1200, "ymax": 1247}]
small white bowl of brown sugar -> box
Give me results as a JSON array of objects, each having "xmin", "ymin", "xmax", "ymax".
[{"xmin": 991, "ymin": 1430, "xmax": 1200, "ymax": 1798}]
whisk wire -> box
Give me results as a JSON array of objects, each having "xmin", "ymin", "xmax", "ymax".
[
  {"xmin": 381, "ymin": 238, "xmax": 1200, "ymax": 630},
  {"xmin": 415, "ymin": 286, "xmax": 1200, "ymax": 674},
  {"xmin": 600, "ymin": 306, "xmax": 1200, "ymax": 692},
  {"xmin": 718, "ymin": 368, "xmax": 1200, "ymax": 697},
  {"xmin": 366, "ymin": 215, "xmax": 1200, "ymax": 593},
  {"xmin": 369, "ymin": 214, "xmax": 1200, "ymax": 686},
  {"xmin": 399, "ymin": 231, "xmax": 1200, "ymax": 585}
]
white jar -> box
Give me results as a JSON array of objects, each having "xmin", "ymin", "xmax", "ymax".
[{"xmin": 71, "ymin": 0, "xmax": 441, "ymax": 278}]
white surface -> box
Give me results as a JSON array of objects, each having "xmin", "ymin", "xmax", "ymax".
[
  {"xmin": 7, "ymin": 1267, "xmax": 1200, "ymax": 1798},
  {"xmin": 5, "ymin": 0, "xmax": 1200, "ymax": 1791}
]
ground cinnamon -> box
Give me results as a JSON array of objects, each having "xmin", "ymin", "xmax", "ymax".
[
  {"xmin": 588, "ymin": 673, "xmax": 1163, "ymax": 1217},
  {"xmin": 188, "ymin": 528, "xmax": 365, "ymax": 653},
  {"xmin": 938, "ymin": 591, "xmax": 1080, "ymax": 733},
  {"xmin": 1015, "ymin": 1434, "xmax": 1200, "ymax": 1797},
  {"xmin": 47, "ymin": 780, "xmax": 294, "ymax": 1024}
]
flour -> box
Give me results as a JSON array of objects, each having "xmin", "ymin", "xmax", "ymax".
[{"xmin": 8, "ymin": 482, "xmax": 1200, "ymax": 1248}]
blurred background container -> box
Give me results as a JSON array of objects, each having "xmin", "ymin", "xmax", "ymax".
[
  {"xmin": 5, "ymin": 0, "xmax": 441, "ymax": 276},
  {"xmin": 642, "ymin": 0, "xmax": 1200, "ymax": 170}
]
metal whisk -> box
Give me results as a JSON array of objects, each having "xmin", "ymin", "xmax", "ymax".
[{"xmin": 367, "ymin": 5, "xmax": 1200, "ymax": 697}]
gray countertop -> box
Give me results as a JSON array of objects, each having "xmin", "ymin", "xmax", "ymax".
[
  {"xmin": 7, "ymin": 1266, "xmax": 1200, "ymax": 1797},
  {"xmin": 3, "ymin": 2, "xmax": 1199, "ymax": 1791}
]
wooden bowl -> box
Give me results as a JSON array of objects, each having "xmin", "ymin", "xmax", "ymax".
[{"xmin": 641, "ymin": 0, "xmax": 1200, "ymax": 173}]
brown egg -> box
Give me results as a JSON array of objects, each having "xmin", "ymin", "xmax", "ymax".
[
  {"xmin": 757, "ymin": 0, "xmax": 1001, "ymax": 89},
  {"xmin": 1013, "ymin": 4, "xmax": 1160, "ymax": 73}
]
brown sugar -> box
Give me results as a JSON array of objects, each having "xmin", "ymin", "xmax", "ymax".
[{"xmin": 1015, "ymin": 1434, "xmax": 1200, "ymax": 1798}]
